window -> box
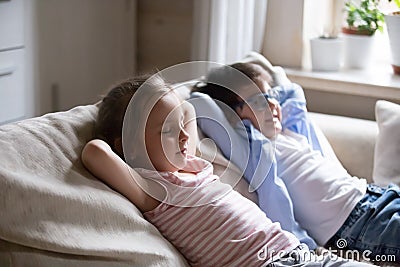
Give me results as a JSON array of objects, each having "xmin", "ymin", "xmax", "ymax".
[{"xmin": 263, "ymin": 0, "xmax": 400, "ymax": 120}]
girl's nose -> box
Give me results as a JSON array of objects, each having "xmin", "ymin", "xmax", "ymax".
[{"xmin": 179, "ymin": 127, "xmax": 189, "ymax": 143}]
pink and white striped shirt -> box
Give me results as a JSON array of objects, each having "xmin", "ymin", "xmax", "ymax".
[{"xmin": 139, "ymin": 156, "xmax": 299, "ymax": 267}]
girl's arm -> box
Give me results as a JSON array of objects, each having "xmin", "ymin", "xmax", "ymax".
[{"xmin": 81, "ymin": 139, "xmax": 161, "ymax": 213}]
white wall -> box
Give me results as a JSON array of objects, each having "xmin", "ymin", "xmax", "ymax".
[
  {"xmin": 25, "ymin": 0, "xmax": 137, "ymax": 116},
  {"xmin": 136, "ymin": 0, "xmax": 193, "ymax": 73},
  {"xmin": 23, "ymin": 0, "xmax": 194, "ymax": 117},
  {"xmin": 263, "ymin": 0, "xmax": 338, "ymax": 69},
  {"xmin": 22, "ymin": 0, "xmax": 388, "ymax": 119}
]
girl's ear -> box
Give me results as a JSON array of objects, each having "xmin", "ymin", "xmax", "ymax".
[{"xmin": 114, "ymin": 137, "xmax": 123, "ymax": 156}]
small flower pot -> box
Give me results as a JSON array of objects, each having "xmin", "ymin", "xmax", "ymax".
[
  {"xmin": 342, "ymin": 27, "xmax": 375, "ymax": 69},
  {"xmin": 310, "ymin": 37, "xmax": 343, "ymax": 71}
]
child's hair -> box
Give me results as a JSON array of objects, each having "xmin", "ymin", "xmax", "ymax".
[
  {"xmin": 195, "ymin": 62, "xmax": 273, "ymax": 110},
  {"xmin": 95, "ymin": 74, "xmax": 169, "ymax": 159},
  {"xmin": 231, "ymin": 62, "xmax": 273, "ymax": 86}
]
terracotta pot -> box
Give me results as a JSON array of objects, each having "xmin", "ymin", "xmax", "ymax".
[{"xmin": 341, "ymin": 27, "xmax": 372, "ymax": 36}]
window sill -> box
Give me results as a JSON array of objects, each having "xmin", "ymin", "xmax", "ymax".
[{"xmin": 284, "ymin": 66, "xmax": 400, "ymax": 101}]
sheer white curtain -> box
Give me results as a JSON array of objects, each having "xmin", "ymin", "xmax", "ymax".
[{"xmin": 191, "ymin": 0, "xmax": 268, "ymax": 64}]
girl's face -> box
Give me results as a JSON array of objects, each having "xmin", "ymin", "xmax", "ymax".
[
  {"xmin": 145, "ymin": 92, "xmax": 194, "ymax": 173},
  {"xmin": 236, "ymin": 77, "xmax": 282, "ymax": 138}
]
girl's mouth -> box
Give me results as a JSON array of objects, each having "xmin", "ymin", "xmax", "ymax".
[{"xmin": 179, "ymin": 147, "xmax": 187, "ymax": 155}]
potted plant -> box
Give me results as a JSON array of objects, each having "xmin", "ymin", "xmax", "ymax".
[
  {"xmin": 385, "ymin": 0, "xmax": 400, "ymax": 74},
  {"xmin": 342, "ymin": 0, "xmax": 385, "ymax": 68}
]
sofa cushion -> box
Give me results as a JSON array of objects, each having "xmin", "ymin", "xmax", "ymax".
[
  {"xmin": 373, "ymin": 100, "xmax": 400, "ymax": 186},
  {"xmin": 309, "ymin": 112, "xmax": 378, "ymax": 183},
  {"xmin": 0, "ymin": 104, "xmax": 188, "ymax": 266}
]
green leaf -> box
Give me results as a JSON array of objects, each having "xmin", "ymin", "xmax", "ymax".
[{"xmin": 344, "ymin": 0, "xmax": 385, "ymax": 35}]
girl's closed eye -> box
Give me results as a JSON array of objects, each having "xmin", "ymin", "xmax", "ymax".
[
  {"xmin": 161, "ymin": 127, "xmax": 172, "ymax": 134},
  {"xmin": 161, "ymin": 121, "xmax": 185, "ymax": 136}
]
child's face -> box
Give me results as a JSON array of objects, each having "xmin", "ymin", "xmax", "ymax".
[
  {"xmin": 145, "ymin": 92, "xmax": 192, "ymax": 173},
  {"xmin": 236, "ymin": 76, "xmax": 282, "ymax": 138}
]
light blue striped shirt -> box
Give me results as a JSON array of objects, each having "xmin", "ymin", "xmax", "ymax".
[{"xmin": 190, "ymin": 83, "xmax": 324, "ymax": 249}]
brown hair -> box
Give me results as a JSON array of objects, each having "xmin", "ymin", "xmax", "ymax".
[
  {"xmin": 94, "ymin": 75, "xmax": 152, "ymax": 159},
  {"xmin": 195, "ymin": 62, "xmax": 273, "ymax": 110},
  {"xmin": 230, "ymin": 62, "xmax": 273, "ymax": 86}
]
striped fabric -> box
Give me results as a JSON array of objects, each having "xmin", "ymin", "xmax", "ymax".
[{"xmin": 140, "ymin": 156, "xmax": 299, "ymax": 267}]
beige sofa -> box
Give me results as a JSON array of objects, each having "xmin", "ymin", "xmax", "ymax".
[
  {"xmin": 309, "ymin": 112, "xmax": 378, "ymax": 183},
  {"xmin": 0, "ymin": 101, "xmax": 380, "ymax": 266}
]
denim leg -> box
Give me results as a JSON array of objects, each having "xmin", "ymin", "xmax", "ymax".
[{"xmin": 326, "ymin": 184, "xmax": 400, "ymax": 263}]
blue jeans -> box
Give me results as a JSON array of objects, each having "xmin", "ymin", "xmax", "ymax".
[{"xmin": 326, "ymin": 184, "xmax": 400, "ymax": 263}]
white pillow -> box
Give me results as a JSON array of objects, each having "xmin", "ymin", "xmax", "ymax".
[{"xmin": 373, "ymin": 100, "xmax": 400, "ymax": 186}]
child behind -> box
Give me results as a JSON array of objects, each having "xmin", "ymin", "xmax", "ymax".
[
  {"xmin": 82, "ymin": 74, "xmax": 373, "ymax": 267},
  {"xmin": 193, "ymin": 61, "xmax": 400, "ymax": 263}
]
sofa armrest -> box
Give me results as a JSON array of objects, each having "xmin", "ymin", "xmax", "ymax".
[{"xmin": 309, "ymin": 112, "xmax": 378, "ymax": 183}]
